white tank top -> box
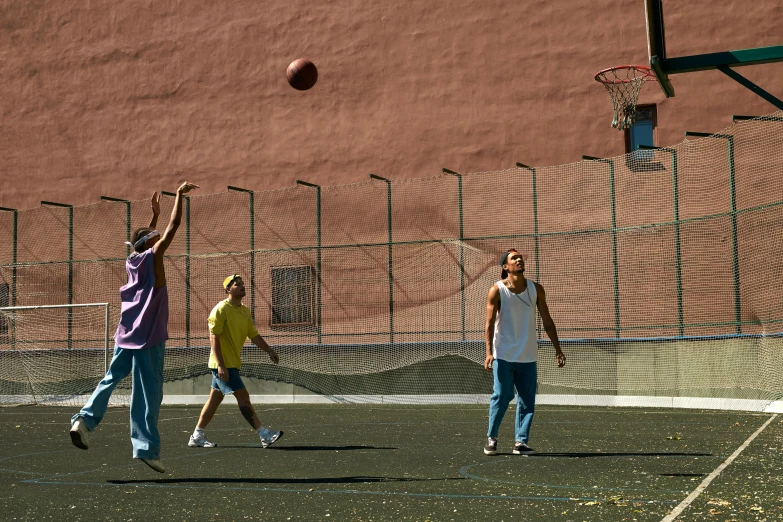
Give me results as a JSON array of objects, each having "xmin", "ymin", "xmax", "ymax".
[{"xmin": 493, "ymin": 278, "xmax": 538, "ymax": 363}]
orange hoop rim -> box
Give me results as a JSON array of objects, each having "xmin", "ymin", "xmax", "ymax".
[{"xmin": 594, "ymin": 65, "xmax": 656, "ymax": 85}]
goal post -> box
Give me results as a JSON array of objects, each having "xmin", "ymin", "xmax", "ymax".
[{"xmin": 0, "ymin": 302, "xmax": 112, "ymax": 405}]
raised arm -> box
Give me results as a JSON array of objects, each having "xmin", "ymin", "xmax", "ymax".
[
  {"xmin": 535, "ymin": 282, "xmax": 565, "ymax": 367},
  {"xmin": 484, "ymin": 285, "xmax": 500, "ymax": 371},
  {"xmin": 148, "ymin": 191, "xmax": 160, "ymax": 229},
  {"xmin": 153, "ymin": 181, "xmax": 199, "ymax": 257},
  {"xmin": 151, "ymin": 182, "xmax": 198, "ymax": 288}
]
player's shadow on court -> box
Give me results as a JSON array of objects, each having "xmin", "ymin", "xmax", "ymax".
[
  {"xmin": 216, "ymin": 444, "xmax": 397, "ymax": 451},
  {"xmin": 108, "ymin": 476, "xmax": 464, "ymax": 485},
  {"xmin": 272, "ymin": 445, "xmax": 397, "ymax": 451},
  {"xmin": 531, "ymin": 452, "xmax": 713, "ymax": 458}
]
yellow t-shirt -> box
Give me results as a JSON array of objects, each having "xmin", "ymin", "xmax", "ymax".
[{"xmin": 208, "ymin": 299, "xmax": 259, "ymax": 370}]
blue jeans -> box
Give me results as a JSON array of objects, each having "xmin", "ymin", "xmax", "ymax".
[
  {"xmin": 72, "ymin": 342, "xmax": 166, "ymax": 460},
  {"xmin": 487, "ymin": 359, "xmax": 537, "ymax": 443}
]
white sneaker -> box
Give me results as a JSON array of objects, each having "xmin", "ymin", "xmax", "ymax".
[
  {"xmin": 258, "ymin": 428, "xmax": 283, "ymax": 448},
  {"xmin": 137, "ymin": 458, "xmax": 166, "ymax": 473},
  {"xmin": 70, "ymin": 418, "xmax": 89, "ymax": 450},
  {"xmin": 188, "ymin": 432, "xmax": 217, "ymax": 448}
]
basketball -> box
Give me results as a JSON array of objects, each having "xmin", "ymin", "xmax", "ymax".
[{"xmin": 286, "ymin": 59, "xmax": 318, "ymax": 91}]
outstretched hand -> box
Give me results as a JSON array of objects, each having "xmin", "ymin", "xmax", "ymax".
[
  {"xmin": 556, "ymin": 351, "xmax": 566, "ymax": 368},
  {"xmin": 150, "ymin": 191, "xmax": 160, "ymax": 215},
  {"xmin": 177, "ymin": 181, "xmax": 200, "ymax": 195}
]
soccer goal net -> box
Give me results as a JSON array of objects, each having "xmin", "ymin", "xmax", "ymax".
[{"xmin": 0, "ymin": 303, "xmax": 117, "ymax": 406}]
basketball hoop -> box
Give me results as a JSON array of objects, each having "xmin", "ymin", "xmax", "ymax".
[{"xmin": 595, "ymin": 65, "xmax": 656, "ymax": 130}]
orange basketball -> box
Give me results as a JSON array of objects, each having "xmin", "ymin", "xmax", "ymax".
[{"xmin": 286, "ymin": 59, "xmax": 318, "ymax": 91}]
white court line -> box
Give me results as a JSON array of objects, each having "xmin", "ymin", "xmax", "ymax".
[{"xmin": 660, "ymin": 413, "xmax": 778, "ymax": 522}]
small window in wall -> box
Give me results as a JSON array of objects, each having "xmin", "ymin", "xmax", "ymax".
[
  {"xmin": 270, "ymin": 266, "xmax": 315, "ymax": 326},
  {"xmin": 625, "ymin": 105, "xmax": 664, "ymax": 171}
]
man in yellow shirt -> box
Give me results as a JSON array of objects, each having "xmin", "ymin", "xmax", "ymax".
[{"xmin": 188, "ymin": 274, "xmax": 282, "ymax": 448}]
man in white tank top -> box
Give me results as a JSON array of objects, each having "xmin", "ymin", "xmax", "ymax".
[{"xmin": 483, "ymin": 249, "xmax": 565, "ymax": 456}]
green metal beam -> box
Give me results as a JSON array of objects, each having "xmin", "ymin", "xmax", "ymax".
[
  {"xmin": 650, "ymin": 55, "xmax": 676, "ymax": 97},
  {"xmin": 515, "ymin": 162, "xmax": 539, "ymax": 283},
  {"xmin": 717, "ymin": 66, "xmax": 783, "ymax": 110},
  {"xmin": 370, "ymin": 174, "xmax": 394, "ymax": 344},
  {"xmin": 516, "ymin": 162, "xmax": 542, "ymax": 336},
  {"xmin": 42, "ymin": 201, "xmax": 73, "ymax": 349},
  {"xmin": 442, "ymin": 168, "xmax": 466, "ymax": 341},
  {"xmin": 185, "ymin": 196, "xmax": 191, "ymax": 346},
  {"xmin": 0, "ymin": 207, "xmax": 17, "ymax": 349},
  {"xmin": 639, "ymin": 145, "xmax": 684, "ymax": 337},
  {"xmin": 683, "ymin": 133, "xmax": 742, "ymax": 333},
  {"xmin": 228, "ymin": 186, "xmax": 255, "ymax": 320},
  {"xmin": 297, "ymin": 180, "xmax": 322, "ymax": 343},
  {"xmin": 101, "ymin": 196, "xmax": 131, "ymax": 256},
  {"xmin": 663, "ymin": 45, "xmax": 783, "ymax": 74},
  {"xmin": 582, "ymin": 156, "xmax": 621, "ymax": 338},
  {"xmin": 162, "ymin": 191, "xmax": 191, "ymax": 346}
]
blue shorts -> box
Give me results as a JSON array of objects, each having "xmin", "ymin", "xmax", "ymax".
[{"xmin": 210, "ymin": 368, "xmax": 245, "ymax": 395}]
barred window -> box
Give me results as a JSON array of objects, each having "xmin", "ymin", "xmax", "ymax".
[
  {"xmin": 270, "ymin": 266, "xmax": 315, "ymax": 326},
  {"xmin": 625, "ymin": 105, "xmax": 664, "ymax": 172}
]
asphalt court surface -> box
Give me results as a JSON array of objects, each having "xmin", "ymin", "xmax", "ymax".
[{"xmin": 1, "ymin": 404, "xmax": 781, "ymax": 521}]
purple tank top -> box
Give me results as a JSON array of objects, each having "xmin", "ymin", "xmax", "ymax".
[{"xmin": 114, "ymin": 248, "xmax": 169, "ymax": 349}]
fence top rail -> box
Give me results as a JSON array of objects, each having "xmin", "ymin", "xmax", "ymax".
[{"xmin": 0, "ymin": 303, "xmax": 109, "ymax": 311}]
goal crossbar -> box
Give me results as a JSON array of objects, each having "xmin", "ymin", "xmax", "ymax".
[{"xmin": 0, "ymin": 302, "xmax": 111, "ymax": 373}]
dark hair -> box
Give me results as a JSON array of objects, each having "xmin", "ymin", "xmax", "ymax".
[
  {"xmin": 500, "ymin": 248, "xmax": 519, "ymax": 279},
  {"xmin": 131, "ymin": 227, "xmax": 153, "ymax": 253}
]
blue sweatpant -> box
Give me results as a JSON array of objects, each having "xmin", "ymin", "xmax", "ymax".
[{"xmin": 72, "ymin": 342, "xmax": 166, "ymax": 460}]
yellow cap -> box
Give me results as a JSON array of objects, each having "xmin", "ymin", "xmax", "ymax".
[{"xmin": 223, "ymin": 274, "xmax": 241, "ymax": 290}]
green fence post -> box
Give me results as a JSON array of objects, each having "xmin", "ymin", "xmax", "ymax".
[
  {"xmin": 185, "ymin": 195, "xmax": 191, "ymax": 346},
  {"xmin": 443, "ymin": 168, "xmax": 466, "ymax": 341},
  {"xmin": 0, "ymin": 206, "xmax": 17, "ymax": 350},
  {"xmin": 297, "ymin": 180, "xmax": 322, "ymax": 344},
  {"xmin": 516, "ymin": 163, "xmax": 541, "ymax": 336},
  {"xmin": 582, "ymin": 157, "xmax": 621, "ymax": 338},
  {"xmin": 685, "ymin": 132, "xmax": 741, "ymax": 333},
  {"xmin": 163, "ymin": 191, "xmax": 191, "ymax": 347},
  {"xmin": 101, "ymin": 196, "xmax": 131, "ymax": 257},
  {"xmin": 516, "ymin": 163, "xmax": 539, "ymax": 278},
  {"xmin": 370, "ymin": 175, "xmax": 394, "ymax": 344},
  {"xmin": 228, "ymin": 186, "xmax": 256, "ymax": 320},
  {"xmin": 42, "ymin": 201, "xmax": 73, "ymax": 348},
  {"xmin": 640, "ymin": 145, "xmax": 684, "ymax": 336}
]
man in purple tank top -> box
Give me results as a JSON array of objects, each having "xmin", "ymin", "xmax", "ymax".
[
  {"xmin": 483, "ymin": 249, "xmax": 566, "ymax": 457},
  {"xmin": 69, "ymin": 182, "xmax": 199, "ymax": 473}
]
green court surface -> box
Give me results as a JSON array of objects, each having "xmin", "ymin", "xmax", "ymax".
[{"xmin": 1, "ymin": 405, "xmax": 781, "ymax": 521}]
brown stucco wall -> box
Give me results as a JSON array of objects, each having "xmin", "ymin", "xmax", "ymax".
[{"xmin": 1, "ymin": 0, "xmax": 781, "ymax": 210}]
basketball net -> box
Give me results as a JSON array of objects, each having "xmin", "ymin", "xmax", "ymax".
[{"xmin": 595, "ymin": 65, "xmax": 656, "ymax": 130}]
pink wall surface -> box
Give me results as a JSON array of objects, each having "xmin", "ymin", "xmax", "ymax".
[{"xmin": 0, "ymin": 0, "xmax": 781, "ymax": 210}]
